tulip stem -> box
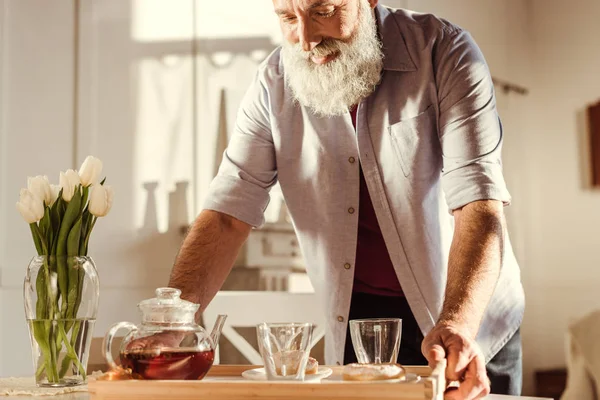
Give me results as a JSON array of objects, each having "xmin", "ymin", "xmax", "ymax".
[{"xmin": 57, "ymin": 322, "xmax": 86, "ymax": 379}]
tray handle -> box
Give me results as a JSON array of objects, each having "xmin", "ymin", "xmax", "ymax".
[{"xmin": 429, "ymin": 359, "xmax": 447, "ymax": 400}]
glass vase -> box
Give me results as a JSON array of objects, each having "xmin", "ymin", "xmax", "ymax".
[{"xmin": 23, "ymin": 256, "xmax": 99, "ymax": 387}]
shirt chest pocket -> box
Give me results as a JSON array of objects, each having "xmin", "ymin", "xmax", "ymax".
[{"xmin": 389, "ymin": 105, "xmax": 442, "ymax": 179}]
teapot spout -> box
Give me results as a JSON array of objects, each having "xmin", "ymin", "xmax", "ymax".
[{"xmin": 210, "ymin": 314, "xmax": 227, "ymax": 348}]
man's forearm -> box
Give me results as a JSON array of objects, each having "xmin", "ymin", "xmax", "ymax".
[
  {"xmin": 168, "ymin": 210, "xmax": 251, "ymax": 313},
  {"xmin": 439, "ymin": 200, "xmax": 505, "ymax": 338}
]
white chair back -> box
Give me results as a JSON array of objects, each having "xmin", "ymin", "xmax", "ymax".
[{"xmin": 203, "ymin": 291, "xmax": 326, "ymax": 365}]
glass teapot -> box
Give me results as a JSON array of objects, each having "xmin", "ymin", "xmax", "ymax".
[{"xmin": 102, "ymin": 287, "xmax": 227, "ymax": 380}]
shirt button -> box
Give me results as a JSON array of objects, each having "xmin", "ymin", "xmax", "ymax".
[
  {"xmin": 348, "ymin": 207, "xmax": 355, "ymax": 214},
  {"xmin": 348, "ymin": 156, "xmax": 356, "ymax": 164},
  {"xmin": 344, "ymin": 263, "xmax": 351, "ymax": 270},
  {"xmin": 337, "ymin": 316, "xmax": 344, "ymax": 322}
]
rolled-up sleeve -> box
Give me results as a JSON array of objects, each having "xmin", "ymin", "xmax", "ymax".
[
  {"xmin": 435, "ymin": 27, "xmax": 511, "ymax": 213},
  {"xmin": 203, "ymin": 72, "xmax": 277, "ymax": 228}
]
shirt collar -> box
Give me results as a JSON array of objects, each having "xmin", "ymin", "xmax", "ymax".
[{"xmin": 375, "ymin": 4, "xmax": 417, "ymax": 72}]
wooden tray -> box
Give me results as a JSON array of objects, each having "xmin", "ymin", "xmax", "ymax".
[{"xmin": 88, "ymin": 362, "xmax": 446, "ymax": 400}]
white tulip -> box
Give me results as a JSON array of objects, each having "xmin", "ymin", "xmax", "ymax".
[
  {"xmin": 27, "ymin": 175, "xmax": 53, "ymax": 207},
  {"xmin": 16, "ymin": 188, "xmax": 45, "ymax": 223},
  {"xmin": 79, "ymin": 156, "xmax": 103, "ymax": 187},
  {"xmin": 60, "ymin": 169, "xmax": 81, "ymax": 202},
  {"xmin": 88, "ymin": 184, "xmax": 114, "ymax": 217},
  {"xmin": 49, "ymin": 184, "xmax": 61, "ymax": 206}
]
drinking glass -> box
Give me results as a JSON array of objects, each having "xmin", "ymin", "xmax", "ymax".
[
  {"xmin": 349, "ymin": 318, "xmax": 401, "ymax": 364},
  {"xmin": 256, "ymin": 323, "xmax": 314, "ymax": 381}
]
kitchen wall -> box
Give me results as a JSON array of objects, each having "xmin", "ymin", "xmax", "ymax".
[
  {"xmin": 0, "ymin": 0, "xmax": 76, "ymax": 376},
  {"xmin": 524, "ymin": 0, "xmax": 600, "ymax": 392},
  {"xmin": 3, "ymin": 0, "xmax": 599, "ymax": 396}
]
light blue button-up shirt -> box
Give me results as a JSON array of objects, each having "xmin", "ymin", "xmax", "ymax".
[{"xmin": 204, "ymin": 5, "xmax": 525, "ymax": 365}]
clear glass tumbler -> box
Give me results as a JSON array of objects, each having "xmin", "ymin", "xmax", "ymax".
[
  {"xmin": 349, "ymin": 318, "xmax": 402, "ymax": 364},
  {"xmin": 256, "ymin": 322, "xmax": 314, "ymax": 381}
]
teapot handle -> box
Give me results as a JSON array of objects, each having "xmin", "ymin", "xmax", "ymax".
[{"xmin": 102, "ymin": 322, "xmax": 138, "ymax": 370}]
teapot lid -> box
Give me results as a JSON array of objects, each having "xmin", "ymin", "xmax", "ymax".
[{"xmin": 138, "ymin": 287, "xmax": 199, "ymax": 325}]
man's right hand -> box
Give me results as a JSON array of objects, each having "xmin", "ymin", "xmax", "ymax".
[
  {"xmin": 422, "ymin": 323, "xmax": 490, "ymax": 400},
  {"xmin": 125, "ymin": 331, "xmax": 187, "ymax": 353}
]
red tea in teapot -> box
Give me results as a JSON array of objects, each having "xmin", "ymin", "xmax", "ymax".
[{"xmin": 120, "ymin": 348, "xmax": 215, "ymax": 380}]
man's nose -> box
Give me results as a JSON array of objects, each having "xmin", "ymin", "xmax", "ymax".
[{"xmin": 298, "ymin": 19, "xmax": 321, "ymax": 52}]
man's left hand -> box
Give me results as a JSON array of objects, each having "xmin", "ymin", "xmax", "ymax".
[{"xmin": 421, "ymin": 323, "xmax": 490, "ymax": 400}]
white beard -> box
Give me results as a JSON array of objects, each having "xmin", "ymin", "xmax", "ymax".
[{"xmin": 281, "ymin": 0, "xmax": 384, "ymax": 117}]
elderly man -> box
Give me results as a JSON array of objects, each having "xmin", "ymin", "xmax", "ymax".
[{"xmin": 168, "ymin": 1, "xmax": 525, "ymax": 398}]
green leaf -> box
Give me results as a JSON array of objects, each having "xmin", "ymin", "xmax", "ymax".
[
  {"xmin": 56, "ymin": 188, "xmax": 82, "ymax": 255},
  {"xmin": 59, "ymin": 199, "xmax": 66, "ymax": 217},
  {"xmin": 35, "ymin": 270, "xmax": 48, "ymax": 319},
  {"xmin": 72, "ymin": 268, "xmax": 86, "ymax": 322},
  {"xmin": 31, "ymin": 223, "xmax": 48, "ymax": 255},
  {"xmin": 82, "ymin": 217, "xmax": 97, "ymax": 257},
  {"xmin": 56, "ymin": 189, "xmax": 82, "ymax": 313},
  {"xmin": 39, "ymin": 207, "xmax": 52, "ymax": 252},
  {"xmin": 30, "ymin": 224, "xmax": 43, "ymax": 256},
  {"xmin": 50, "ymin": 191, "xmax": 63, "ymax": 230},
  {"xmin": 65, "ymin": 218, "xmax": 82, "ymax": 321},
  {"xmin": 51, "ymin": 237, "xmax": 59, "ymax": 257},
  {"xmin": 80, "ymin": 186, "xmax": 89, "ymax": 214},
  {"xmin": 46, "ymin": 228, "xmax": 54, "ymax": 255},
  {"xmin": 79, "ymin": 209, "xmax": 91, "ymax": 256},
  {"xmin": 39, "ymin": 207, "xmax": 51, "ymax": 236},
  {"xmin": 50, "ymin": 197, "xmax": 63, "ymax": 256},
  {"xmin": 67, "ymin": 217, "xmax": 82, "ymax": 257}
]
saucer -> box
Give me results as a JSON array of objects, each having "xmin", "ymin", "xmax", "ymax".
[
  {"xmin": 327, "ymin": 372, "xmax": 421, "ymax": 384},
  {"xmin": 241, "ymin": 367, "xmax": 333, "ymax": 382}
]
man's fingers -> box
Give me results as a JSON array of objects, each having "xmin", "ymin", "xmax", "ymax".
[
  {"xmin": 474, "ymin": 386, "xmax": 491, "ymax": 400},
  {"xmin": 443, "ymin": 386, "xmax": 460, "ymax": 400},
  {"xmin": 423, "ymin": 324, "xmax": 490, "ymax": 399},
  {"xmin": 444, "ymin": 388, "xmax": 462, "ymax": 400},
  {"xmin": 456, "ymin": 353, "xmax": 490, "ymax": 400},
  {"xmin": 444, "ymin": 378, "xmax": 488, "ymax": 400},
  {"xmin": 426, "ymin": 343, "xmax": 446, "ymax": 366},
  {"xmin": 445, "ymin": 341, "xmax": 472, "ymax": 381}
]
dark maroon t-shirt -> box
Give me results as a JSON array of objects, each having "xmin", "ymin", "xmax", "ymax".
[{"xmin": 350, "ymin": 107, "xmax": 404, "ymax": 297}]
